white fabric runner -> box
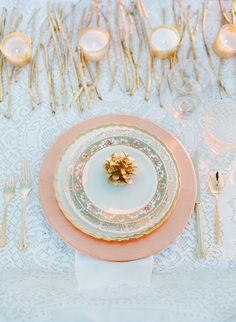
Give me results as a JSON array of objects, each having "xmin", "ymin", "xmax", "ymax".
[
  {"xmin": 75, "ymin": 252, "xmax": 154, "ymax": 291},
  {"xmin": 0, "ymin": 0, "xmax": 236, "ymax": 321}
]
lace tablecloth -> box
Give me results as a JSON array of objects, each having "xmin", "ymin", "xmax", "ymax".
[{"xmin": 0, "ymin": 0, "xmax": 236, "ymax": 321}]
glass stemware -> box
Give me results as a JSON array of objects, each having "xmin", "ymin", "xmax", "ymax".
[
  {"xmin": 202, "ymin": 99, "xmax": 236, "ymax": 180},
  {"xmin": 160, "ymin": 59, "xmax": 213, "ymax": 153},
  {"xmin": 204, "ymin": 100, "xmax": 236, "ymax": 154}
]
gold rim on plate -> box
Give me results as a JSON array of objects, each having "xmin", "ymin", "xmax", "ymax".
[{"xmin": 54, "ymin": 124, "xmax": 180, "ymax": 242}]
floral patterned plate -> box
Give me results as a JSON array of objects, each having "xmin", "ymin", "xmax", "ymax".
[{"xmin": 54, "ymin": 125, "xmax": 179, "ymax": 241}]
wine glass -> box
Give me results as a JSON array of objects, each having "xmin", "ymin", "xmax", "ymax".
[{"xmin": 160, "ymin": 59, "xmax": 213, "ymax": 153}]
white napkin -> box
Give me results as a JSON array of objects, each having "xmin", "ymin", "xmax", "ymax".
[{"xmin": 75, "ymin": 252, "xmax": 154, "ymax": 291}]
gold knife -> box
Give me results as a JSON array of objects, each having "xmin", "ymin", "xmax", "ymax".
[{"xmin": 192, "ymin": 151, "xmax": 208, "ymax": 258}]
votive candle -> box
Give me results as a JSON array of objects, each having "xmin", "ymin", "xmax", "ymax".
[
  {"xmin": 0, "ymin": 32, "xmax": 32, "ymax": 67},
  {"xmin": 78, "ymin": 27, "xmax": 110, "ymax": 62},
  {"xmin": 150, "ymin": 25, "xmax": 180, "ymax": 59},
  {"xmin": 213, "ymin": 24, "xmax": 236, "ymax": 58}
]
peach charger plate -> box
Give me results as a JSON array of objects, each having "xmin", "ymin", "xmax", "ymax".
[{"xmin": 39, "ymin": 114, "xmax": 196, "ymax": 262}]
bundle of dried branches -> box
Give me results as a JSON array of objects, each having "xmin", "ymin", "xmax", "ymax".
[
  {"xmin": 136, "ymin": 0, "xmax": 151, "ymax": 100},
  {"xmin": 202, "ymin": 2, "xmax": 227, "ymax": 96},
  {"xmin": 0, "ymin": 0, "xmax": 231, "ymax": 118},
  {"xmin": 115, "ymin": 0, "xmax": 130, "ymax": 92}
]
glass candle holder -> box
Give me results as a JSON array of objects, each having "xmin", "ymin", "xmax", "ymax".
[
  {"xmin": 0, "ymin": 32, "xmax": 32, "ymax": 67},
  {"xmin": 78, "ymin": 27, "xmax": 110, "ymax": 61},
  {"xmin": 150, "ymin": 25, "xmax": 180, "ymax": 59},
  {"xmin": 213, "ymin": 24, "xmax": 236, "ymax": 58}
]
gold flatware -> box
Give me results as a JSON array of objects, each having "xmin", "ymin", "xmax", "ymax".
[
  {"xmin": 17, "ymin": 160, "xmax": 32, "ymax": 250},
  {"xmin": 208, "ymin": 171, "xmax": 224, "ymax": 246},
  {"xmin": 192, "ymin": 151, "xmax": 208, "ymax": 258},
  {"xmin": 0, "ymin": 175, "xmax": 15, "ymax": 247}
]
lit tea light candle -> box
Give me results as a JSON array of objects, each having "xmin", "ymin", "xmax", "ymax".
[
  {"xmin": 213, "ymin": 24, "xmax": 236, "ymax": 58},
  {"xmin": 0, "ymin": 32, "xmax": 32, "ymax": 67},
  {"xmin": 150, "ymin": 25, "xmax": 180, "ymax": 59},
  {"xmin": 78, "ymin": 27, "xmax": 110, "ymax": 61}
]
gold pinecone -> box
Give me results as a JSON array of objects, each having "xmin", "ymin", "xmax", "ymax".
[{"xmin": 104, "ymin": 152, "xmax": 138, "ymax": 185}]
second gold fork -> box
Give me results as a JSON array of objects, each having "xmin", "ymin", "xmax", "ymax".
[{"xmin": 0, "ymin": 175, "xmax": 15, "ymax": 247}]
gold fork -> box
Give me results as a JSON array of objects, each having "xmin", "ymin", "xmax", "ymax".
[
  {"xmin": 0, "ymin": 175, "xmax": 16, "ymax": 247},
  {"xmin": 17, "ymin": 160, "xmax": 32, "ymax": 250}
]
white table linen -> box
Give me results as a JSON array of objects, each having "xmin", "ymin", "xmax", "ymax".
[{"xmin": 0, "ymin": 0, "xmax": 236, "ymax": 321}]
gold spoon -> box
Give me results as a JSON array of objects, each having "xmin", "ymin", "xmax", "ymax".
[{"xmin": 208, "ymin": 171, "xmax": 224, "ymax": 246}]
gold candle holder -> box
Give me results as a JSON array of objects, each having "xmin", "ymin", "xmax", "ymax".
[
  {"xmin": 78, "ymin": 27, "xmax": 110, "ymax": 62},
  {"xmin": 213, "ymin": 24, "xmax": 236, "ymax": 58},
  {"xmin": 150, "ymin": 25, "xmax": 180, "ymax": 59},
  {"xmin": 0, "ymin": 32, "xmax": 32, "ymax": 67}
]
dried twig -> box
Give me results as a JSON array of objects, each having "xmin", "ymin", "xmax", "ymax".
[
  {"xmin": 0, "ymin": 8, "xmax": 7, "ymax": 38},
  {"xmin": 160, "ymin": 8, "xmax": 166, "ymax": 90},
  {"xmin": 171, "ymin": 2, "xmax": 179, "ymax": 67},
  {"xmin": 202, "ymin": 3, "xmax": 227, "ymax": 95},
  {"xmin": 59, "ymin": 14, "xmax": 77, "ymax": 108},
  {"xmin": 120, "ymin": 3, "xmax": 136, "ymax": 95},
  {"xmin": 86, "ymin": 2, "xmax": 94, "ymax": 27},
  {"xmin": 68, "ymin": 6, "xmax": 84, "ymax": 111},
  {"xmin": 218, "ymin": 0, "xmax": 232, "ymax": 23},
  {"xmin": 77, "ymin": 48, "xmax": 91, "ymax": 107},
  {"xmin": 94, "ymin": 0, "xmax": 101, "ymax": 26},
  {"xmin": 127, "ymin": 7, "xmax": 138, "ymax": 93},
  {"xmin": 187, "ymin": 10, "xmax": 199, "ymax": 60},
  {"xmin": 0, "ymin": 8, "xmax": 7, "ymax": 102},
  {"xmin": 3, "ymin": 60, "xmax": 12, "ymax": 119},
  {"xmin": 218, "ymin": 58, "xmax": 223, "ymax": 98},
  {"xmin": 99, "ymin": 0, "xmax": 117, "ymax": 90},
  {"xmin": 69, "ymin": 2, "xmax": 78, "ymax": 40},
  {"xmin": 131, "ymin": 2, "xmax": 143, "ymax": 89},
  {"xmin": 175, "ymin": 0, "xmax": 187, "ymax": 63},
  {"xmin": 172, "ymin": 0, "xmax": 177, "ymax": 26},
  {"xmin": 136, "ymin": 0, "xmax": 151, "ymax": 100},
  {"xmin": 84, "ymin": 60, "xmax": 103, "ymax": 100},
  {"xmin": 28, "ymin": 17, "xmax": 48, "ymax": 108},
  {"xmin": 105, "ymin": 0, "xmax": 117, "ymax": 90},
  {"xmin": 94, "ymin": 1, "xmax": 101, "ymax": 100},
  {"xmin": 42, "ymin": 41, "xmax": 56, "ymax": 113},
  {"xmin": 115, "ymin": 1, "xmax": 130, "ymax": 92},
  {"xmin": 230, "ymin": 0, "xmax": 236, "ymax": 24},
  {"xmin": 48, "ymin": 14, "xmax": 67, "ymax": 111},
  {"xmin": 26, "ymin": 12, "xmax": 42, "ymax": 108},
  {"xmin": 140, "ymin": 0, "xmax": 160, "ymax": 92},
  {"xmin": 140, "ymin": 0, "xmax": 152, "ymax": 29},
  {"xmin": 152, "ymin": 58, "xmax": 159, "ymax": 94},
  {"xmin": 78, "ymin": 8, "xmax": 94, "ymax": 108},
  {"xmin": 55, "ymin": 11, "xmax": 82, "ymax": 101},
  {"xmin": 69, "ymin": 87, "xmax": 83, "ymax": 108}
]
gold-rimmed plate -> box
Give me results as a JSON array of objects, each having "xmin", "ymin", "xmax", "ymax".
[{"xmin": 54, "ymin": 124, "xmax": 179, "ymax": 241}]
